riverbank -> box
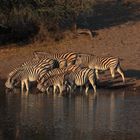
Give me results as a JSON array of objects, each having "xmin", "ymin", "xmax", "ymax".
[{"xmin": 0, "ymin": 21, "xmax": 140, "ymax": 91}]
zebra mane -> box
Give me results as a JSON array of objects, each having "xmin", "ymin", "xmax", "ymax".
[
  {"xmin": 9, "ymin": 67, "xmax": 19, "ymax": 76},
  {"xmin": 78, "ymin": 53, "xmax": 95, "ymax": 57},
  {"xmin": 9, "ymin": 66, "xmax": 25, "ymax": 77},
  {"xmin": 33, "ymin": 51, "xmax": 53, "ymax": 59}
]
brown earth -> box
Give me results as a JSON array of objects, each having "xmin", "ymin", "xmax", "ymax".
[{"xmin": 0, "ymin": 20, "xmax": 140, "ymax": 91}]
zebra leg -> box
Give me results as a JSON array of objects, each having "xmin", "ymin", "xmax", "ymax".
[
  {"xmin": 73, "ymin": 84, "xmax": 78, "ymax": 94},
  {"xmin": 91, "ymin": 83, "xmax": 96, "ymax": 93},
  {"xmin": 21, "ymin": 81, "xmax": 25, "ymax": 93},
  {"xmin": 68, "ymin": 84, "xmax": 71, "ymax": 92},
  {"xmin": 85, "ymin": 85, "xmax": 89, "ymax": 95},
  {"xmin": 46, "ymin": 87, "xmax": 49, "ymax": 94},
  {"xmin": 53, "ymin": 86, "xmax": 57, "ymax": 94},
  {"xmin": 68, "ymin": 81, "xmax": 75, "ymax": 93},
  {"xmin": 110, "ymin": 68, "xmax": 115, "ymax": 79},
  {"xmin": 58, "ymin": 84, "xmax": 63, "ymax": 96},
  {"xmin": 53, "ymin": 86, "xmax": 57, "ymax": 97},
  {"xmin": 89, "ymin": 77, "xmax": 96, "ymax": 93},
  {"xmin": 95, "ymin": 69, "xmax": 99, "ymax": 80},
  {"xmin": 64, "ymin": 81, "xmax": 71, "ymax": 92},
  {"xmin": 24, "ymin": 79, "xmax": 29, "ymax": 92},
  {"xmin": 67, "ymin": 84, "xmax": 71, "ymax": 93},
  {"xmin": 60, "ymin": 86, "xmax": 63, "ymax": 95},
  {"xmin": 117, "ymin": 66, "xmax": 125, "ymax": 83},
  {"xmin": 21, "ymin": 79, "xmax": 29, "ymax": 93}
]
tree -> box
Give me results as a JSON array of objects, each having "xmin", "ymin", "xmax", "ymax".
[{"xmin": 64, "ymin": 0, "xmax": 95, "ymax": 31}]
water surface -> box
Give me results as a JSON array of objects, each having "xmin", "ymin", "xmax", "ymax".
[{"xmin": 0, "ymin": 89, "xmax": 140, "ymax": 140}]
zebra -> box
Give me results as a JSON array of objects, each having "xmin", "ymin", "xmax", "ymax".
[
  {"xmin": 37, "ymin": 65, "xmax": 83, "ymax": 93},
  {"xmin": 33, "ymin": 53, "xmax": 67, "ymax": 69},
  {"xmin": 38, "ymin": 64, "xmax": 82, "ymax": 85},
  {"xmin": 37, "ymin": 56, "xmax": 68, "ymax": 69},
  {"xmin": 5, "ymin": 58, "xmax": 56, "ymax": 92},
  {"xmin": 57, "ymin": 58, "xmax": 67, "ymax": 68},
  {"xmin": 33, "ymin": 51, "xmax": 78, "ymax": 66},
  {"xmin": 65, "ymin": 64, "xmax": 83, "ymax": 72},
  {"xmin": 75, "ymin": 53, "xmax": 125, "ymax": 83},
  {"xmin": 38, "ymin": 67, "xmax": 67, "ymax": 85},
  {"xmin": 65, "ymin": 68, "xmax": 97, "ymax": 94},
  {"xmin": 37, "ymin": 73, "xmax": 68, "ymax": 95}
]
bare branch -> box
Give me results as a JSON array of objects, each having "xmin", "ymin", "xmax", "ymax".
[{"xmin": 76, "ymin": 28, "xmax": 93, "ymax": 39}]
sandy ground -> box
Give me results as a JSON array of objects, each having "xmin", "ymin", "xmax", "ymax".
[{"xmin": 0, "ymin": 20, "xmax": 140, "ymax": 91}]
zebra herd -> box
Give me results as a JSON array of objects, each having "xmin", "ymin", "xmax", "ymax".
[{"xmin": 5, "ymin": 51, "xmax": 125, "ymax": 96}]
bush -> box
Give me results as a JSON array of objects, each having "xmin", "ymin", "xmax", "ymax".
[{"xmin": 0, "ymin": 0, "xmax": 95, "ymax": 44}]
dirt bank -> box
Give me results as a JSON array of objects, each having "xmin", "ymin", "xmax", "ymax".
[{"xmin": 0, "ymin": 21, "xmax": 140, "ymax": 91}]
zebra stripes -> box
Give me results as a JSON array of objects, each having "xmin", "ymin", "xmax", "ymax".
[
  {"xmin": 76, "ymin": 53, "xmax": 125, "ymax": 83},
  {"xmin": 65, "ymin": 68, "xmax": 96, "ymax": 93},
  {"xmin": 38, "ymin": 65, "xmax": 82, "ymax": 84},
  {"xmin": 5, "ymin": 51, "xmax": 126, "ymax": 95},
  {"xmin": 37, "ymin": 66, "xmax": 96, "ymax": 94},
  {"xmin": 37, "ymin": 65, "xmax": 82, "ymax": 93},
  {"xmin": 34, "ymin": 55, "xmax": 67, "ymax": 68},
  {"xmin": 33, "ymin": 51, "xmax": 78, "ymax": 66},
  {"xmin": 37, "ymin": 73, "xmax": 67, "ymax": 95},
  {"xmin": 5, "ymin": 58, "xmax": 55, "ymax": 92},
  {"xmin": 65, "ymin": 64, "xmax": 82, "ymax": 72},
  {"xmin": 38, "ymin": 67, "xmax": 66, "ymax": 85}
]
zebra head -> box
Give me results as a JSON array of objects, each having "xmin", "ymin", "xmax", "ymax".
[
  {"xmin": 5, "ymin": 68, "xmax": 21, "ymax": 89},
  {"xmin": 5, "ymin": 77, "xmax": 13, "ymax": 89}
]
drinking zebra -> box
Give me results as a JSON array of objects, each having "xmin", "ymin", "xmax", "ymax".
[
  {"xmin": 33, "ymin": 54, "xmax": 67, "ymax": 68},
  {"xmin": 76, "ymin": 53, "xmax": 125, "ymax": 83},
  {"xmin": 65, "ymin": 68, "xmax": 97, "ymax": 94},
  {"xmin": 37, "ymin": 73, "xmax": 68, "ymax": 95},
  {"xmin": 38, "ymin": 68, "xmax": 66, "ymax": 85},
  {"xmin": 37, "ymin": 64, "xmax": 83, "ymax": 87},
  {"xmin": 37, "ymin": 65, "xmax": 82, "ymax": 93},
  {"xmin": 5, "ymin": 58, "xmax": 56, "ymax": 92},
  {"xmin": 33, "ymin": 51, "xmax": 78, "ymax": 66}
]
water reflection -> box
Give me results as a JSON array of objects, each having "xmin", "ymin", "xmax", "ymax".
[{"xmin": 0, "ymin": 90, "xmax": 140, "ymax": 140}]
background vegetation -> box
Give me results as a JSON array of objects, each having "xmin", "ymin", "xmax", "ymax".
[{"xmin": 0, "ymin": 0, "xmax": 138, "ymax": 44}]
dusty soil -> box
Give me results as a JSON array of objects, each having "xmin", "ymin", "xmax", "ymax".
[{"xmin": 0, "ymin": 20, "xmax": 140, "ymax": 91}]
